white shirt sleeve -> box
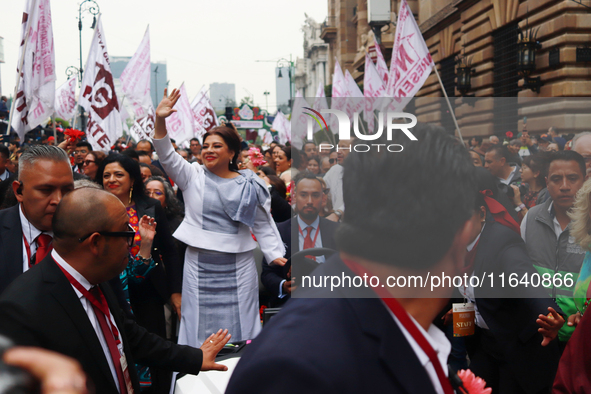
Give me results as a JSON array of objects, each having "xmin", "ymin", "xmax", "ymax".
[{"xmin": 153, "ymin": 133, "xmax": 201, "ymax": 191}]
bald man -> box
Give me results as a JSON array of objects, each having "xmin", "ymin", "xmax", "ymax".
[{"xmin": 0, "ymin": 188, "xmax": 230, "ymax": 394}]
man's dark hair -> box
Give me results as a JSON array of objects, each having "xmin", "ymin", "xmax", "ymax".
[
  {"xmin": 293, "ymin": 172, "xmax": 323, "ymax": 189},
  {"xmin": 121, "ymin": 149, "xmax": 139, "ymax": 161},
  {"xmin": 9, "ymin": 141, "xmax": 20, "ymax": 148},
  {"xmin": 190, "ymin": 138, "xmax": 201, "ymax": 145},
  {"xmin": 0, "ymin": 145, "xmax": 9, "ymax": 160},
  {"xmin": 303, "ymin": 141, "xmax": 316, "ymax": 149},
  {"xmin": 472, "ymin": 136, "xmax": 483, "ymax": 145},
  {"xmin": 137, "ymin": 150, "xmax": 150, "ymax": 158},
  {"xmin": 137, "ymin": 139, "xmax": 154, "ymax": 151},
  {"xmin": 486, "ymin": 145, "xmax": 511, "ymax": 163},
  {"xmin": 335, "ymin": 123, "xmax": 476, "ymax": 269},
  {"xmin": 75, "ymin": 141, "xmax": 92, "ymax": 151},
  {"xmin": 548, "ymin": 150, "xmax": 586, "ymax": 177}
]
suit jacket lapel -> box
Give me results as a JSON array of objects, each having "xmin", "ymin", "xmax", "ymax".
[
  {"xmin": 42, "ymin": 257, "xmax": 119, "ymax": 392},
  {"xmin": 0, "ymin": 205, "xmax": 25, "ymax": 289}
]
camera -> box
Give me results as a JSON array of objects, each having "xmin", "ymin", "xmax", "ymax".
[{"xmin": 0, "ymin": 335, "xmax": 39, "ymax": 394}]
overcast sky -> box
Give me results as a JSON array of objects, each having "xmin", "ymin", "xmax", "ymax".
[{"xmin": 0, "ymin": 0, "xmax": 327, "ymax": 112}]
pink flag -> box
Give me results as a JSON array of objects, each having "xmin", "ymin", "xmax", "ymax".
[
  {"xmin": 11, "ymin": 0, "xmax": 56, "ymax": 140},
  {"xmin": 363, "ymin": 52, "xmax": 386, "ymax": 133},
  {"xmin": 191, "ymin": 85, "xmax": 219, "ymax": 141},
  {"xmin": 329, "ymin": 59, "xmax": 348, "ymax": 134},
  {"xmin": 165, "ymin": 83, "xmax": 196, "ymax": 144},
  {"xmin": 54, "ymin": 77, "xmax": 77, "ymax": 121},
  {"xmin": 385, "ymin": 0, "xmax": 434, "ymax": 108},
  {"xmin": 374, "ymin": 44, "xmax": 389, "ymax": 85},
  {"xmin": 312, "ymin": 82, "xmax": 328, "ymax": 133},
  {"xmin": 79, "ymin": 14, "xmax": 122, "ymax": 151},
  {"xmin": 120, "ymin": 26, "xmax": 154, "ymax": 138}
]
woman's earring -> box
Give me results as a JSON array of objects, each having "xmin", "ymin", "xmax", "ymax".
[
  {"xmin": 129, "ymin": 186, "xmax": 134, "ymax": 205},
  {"xmin": 230, "ymin": 159, "xmax": 233, "ymax": 165}
]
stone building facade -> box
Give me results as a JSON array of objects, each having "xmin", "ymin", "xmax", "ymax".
[
  {"xmin": 320, "ymin": 0, "xmax": 591, "ymax": 140},
  {"xmin": 295, "ymin": 15, "xmax": 330, "ymax": 97}
]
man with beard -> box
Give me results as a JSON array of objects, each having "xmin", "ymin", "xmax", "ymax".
[{"xmin": 261, "ymin": 173, "xmax": 339, "ymax": 306}]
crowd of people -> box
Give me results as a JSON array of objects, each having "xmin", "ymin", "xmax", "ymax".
[{"xmin": 1, "ymin": 90, "xmax": 591, "ymax": 394}]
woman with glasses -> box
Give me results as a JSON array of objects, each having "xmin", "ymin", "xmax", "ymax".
[
  {"xmin": 96, "ymin": 154, "xmax": 181, "ymax": 393},
  {"xmin": 145, "ymin": 175, "xmax": 185, "ymax": 232},
  {"xmin": 82, "ymin": 151, "xmax": 106, "ymax": 182},
  {"xmin": 152, "ymin": 89, "xmax": 285, "ymax": 350}
]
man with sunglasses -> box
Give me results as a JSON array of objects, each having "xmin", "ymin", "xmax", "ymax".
[
  {"xmin": 0, "ymin": 145, "xmax": 74, "ymax": 295},
  {"xmin": 0, "ymin": 188, "xmax": 231, "ymax": 394}
]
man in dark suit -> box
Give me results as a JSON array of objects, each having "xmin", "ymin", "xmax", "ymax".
[
  {"xmin": 226, "ymin": 124, "xmax": 482, "ymax": 394},
  {"xmin": 0, "ymin": 188, "xmax": 231, "ymax": 393},
  {"xmin": 261, "ymin": 173, "xmax": 339, "ymax": 306},
  {"xmin": 0, "ymin": 145, "xmax": 75, "ymax": 295}
]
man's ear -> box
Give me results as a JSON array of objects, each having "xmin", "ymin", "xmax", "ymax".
[
  {"xmin": 448, "ymin": 217, "xmax": 478, "ymax": 273},
  {"xmin": 12, "ymin": 180, "xmax": 23, "ymax": 203}
]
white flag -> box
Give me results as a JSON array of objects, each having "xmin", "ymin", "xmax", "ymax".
[
  {"xmin": 312, "ymin": 82, "xmax": 329, "ymax": 133},
  {"xmin": 385, "ymin": 0, "xmax": 434, "ymax": 108},
  {"xmin": 79, "ymin": 15, "xmax": 122, "ymax": 151},
  {"xmin": 119, "ymin": 104, "xmax": 130, "ymax": 134},
  {"xmin": 54, "ymin": 77, "xmax": 77, "ymax": 121},
  {"xmin": 165, "ymin": 83, "xmax": 196, "ymax": 144},
  {"xmin": 11, "ymin": 0, "xmax": 56, "ymax": 140},
  {"xmin": 330, "ymin": 59, "xmax": 347, "ymax": 134},
  {"xmin": 290, "ymin": 90, "xmax": 308, "ymax": 149},
  {"xmin": 191, "ymin": 85, "xmax": 218, "ymax": 140},
  {"xmin": 345, "ymin": 70, "xmax": 363, "ymax": 120},
  {"xmin": 363, "ymin": 52, "xmax": 386, "ymax": 133},
  {"xmin": 120, "ymin": 26, "xmax": 155, "ymax": 138},
  {"xmin": 374, "ymin": 44, "xmax": 389, "ymax": 85},
  {"xmin": 271, "ymin": 111, "xmax": 291, "ymax": 145}
]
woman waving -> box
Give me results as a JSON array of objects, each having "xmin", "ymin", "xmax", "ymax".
[{"xmin": 153, "ymin": 89, "xmax": 286, "ymax": 347}]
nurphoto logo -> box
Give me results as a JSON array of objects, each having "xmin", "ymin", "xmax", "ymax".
[{"xmin": 303, "ymin": 107, "xmax": 418, "ymax": 153}]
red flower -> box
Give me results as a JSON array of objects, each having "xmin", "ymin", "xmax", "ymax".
[
  {"xmin": 248, "ymin": 147, "xmax": 267, "ymax": 167},
  {"xmin": 457, "ymin": 369, "xmax": 492, "ymax": 394},
  {"xmin": 505, "ymin": 131, "xmax": 513, "ymax": 138},
  {"xmin": 64, "ymin": 128, "xmax": 85, "ymax": 142}
]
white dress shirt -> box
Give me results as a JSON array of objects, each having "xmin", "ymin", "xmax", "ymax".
[
  {"xmin": 51, "ymin": 250, "xmax": 123, "ymax": 392},
  {"xmin": 19, "ymin": 204, "xmax": 53, "ymax": 273},
  {"xmin": 387, "ymin": 306, "xmax": 451, "ymax": 394},
  {"xmin": 278, "ymin": 215, "xmax": 324, "ymax": 298}
]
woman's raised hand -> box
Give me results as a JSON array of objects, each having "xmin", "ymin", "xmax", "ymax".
[
  {"xmin": 156, "ymin": 88, "xmax": 180, "ymax": 119},
  {"xmin": 138, "ymin": 215, "xmax": 157, "ymax": 244}
]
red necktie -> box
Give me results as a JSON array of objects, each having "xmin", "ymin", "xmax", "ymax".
[
  {"xmin": 304, "ymin": 226, "xmax": 316, "ymax": 261},
  {"xmin": 90, "ymin": 286, "xmax": 128, "ymax": 393},
  {"xmin": 35, "ymin": 234, "xmax": 53, "ymax": 265}
]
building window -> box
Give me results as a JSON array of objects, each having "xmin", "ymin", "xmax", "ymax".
[
  {"xmin": 493, "ymin": 23, "xmax": 520, "ymax": 137},
  {"xmin": 440, "ymin": 56, "xmax": 456, "ymax": 135}
]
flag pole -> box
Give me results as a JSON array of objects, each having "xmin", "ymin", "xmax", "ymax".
[
  {"xmin": 433, "ymin": 65, "xmax": 463, "ymax": 142},
  {"xmin": 7, "ymin": 0, "xmax": 39, "ymax": 136},
  {"xmin": 52, "ymin": 115, "xmax": 57, "ymax": 143}
]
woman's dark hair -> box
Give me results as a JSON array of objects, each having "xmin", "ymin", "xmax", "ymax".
[
  {"xmin": 268, "ymin": 175, "xmax": 287, "ymax": 199},
  {"xmin": 96, "ymin": 154, "xmax": 145, "ymax": 202},
  {"xmin": 204, "ymin": 124, "xmax": 241, "ymax": 171},
  {"xmin": 89, "ymin": 151, "xmax": 107, "ymax": 168},
  {"xmin": 522, "ymin": 153, "xmax": 549, "ymax": 185},
  {"xmin": 276, "ymin": 145, "xmax": 291, "ymax": 161},
  {"xmin": 145, "ymin": 176, "xmax": 184, "ymax": 220}
]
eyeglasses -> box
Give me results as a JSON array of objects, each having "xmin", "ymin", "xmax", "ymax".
[
  {"xmin": 147, "ymin": 190, "xmax": 164, "ymax": 197},
  {"xmin": 83, "ymin": 160, "xmax": 95, "ymax": 166},
  {"xmin": 329, "ymin": 158, "xmax": 336, "ymax": 164},
  {"xmin": 78, "ymin": 223, "xmax": 136, "ymax": 247},
  {"xmin": 582, "ymin": 156, "xmax": 591, "ymax": 164},
  {"xmin": 74, "ymin": 150, "xmax": 88, "ymax": 155}
]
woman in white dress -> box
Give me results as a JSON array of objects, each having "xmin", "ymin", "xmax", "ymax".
[{"xmin": 153, "ymin": 89, "xmax": 286, "ymax": 348}]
